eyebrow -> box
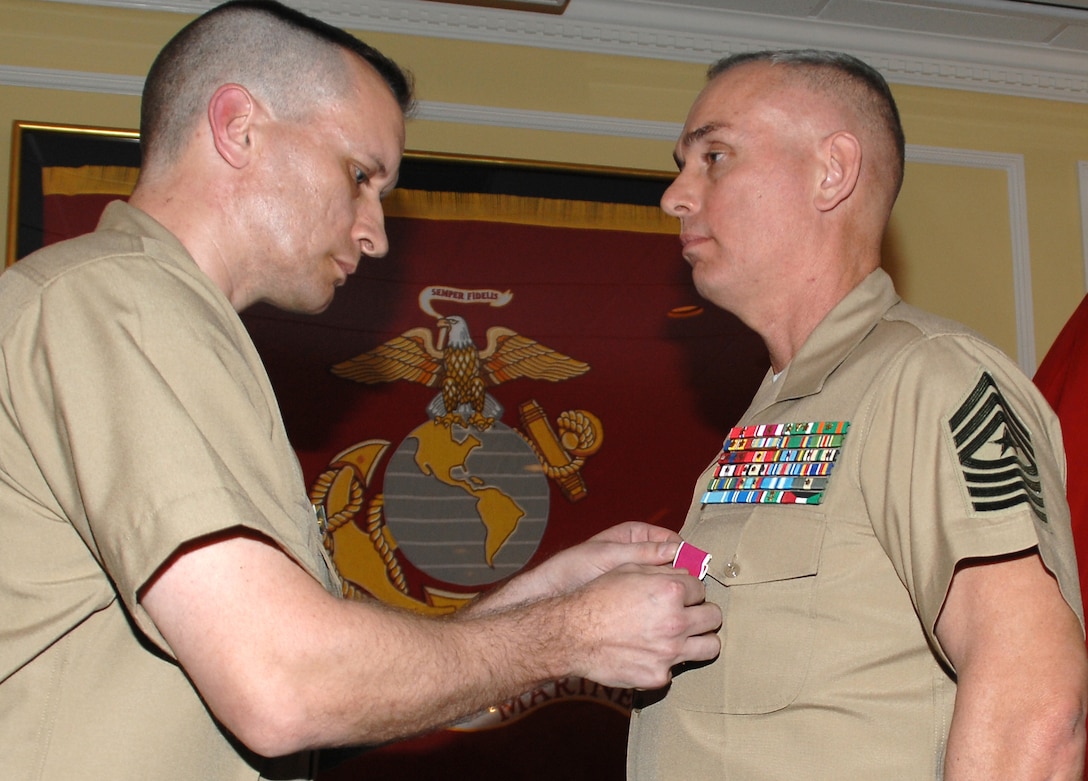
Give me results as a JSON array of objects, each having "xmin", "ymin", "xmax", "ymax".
[
  {"xmin": 366, "ymin": 154, "xmax": 398, "ymax": 187},
  {"xmin": 673, "ymin": 122, "xmax": 725, "ymax": 169},
  {"xmin": 381, "ymin": 172, "xmax": 401, "ymax": 199},
  {"xmin": 682, "ymin": 122, "xmax": 724, "ymax": 148}
]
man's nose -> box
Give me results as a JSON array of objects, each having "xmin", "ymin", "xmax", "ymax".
[
  {"xmin": 661, "ymin": 174, "xmax": 695, "ymax": 217},
  {"xmin": 356, "ymin": 201, "xmax": 389, "ymax": 259}
]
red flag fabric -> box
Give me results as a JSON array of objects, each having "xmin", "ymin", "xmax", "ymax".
[
  {"xmin": 1033, "ymin": 293, "xmax": 1088, "ymax": 781},
  {"xmin": 248, "ymin": 205, "xmax": 765, "ymax": 780},
  {"xmin": 1034, "ymin": 293, "xmax": 1088, "ymax": 621},
  {"xmin": 243, "ymin": 195, "xmax": 767, "ymax": 779}
]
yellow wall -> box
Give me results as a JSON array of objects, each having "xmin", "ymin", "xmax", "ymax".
[
  {"xmin": 4, "ymin": 0, "xmax": 1087, "ymax": 368},
  {"xmin": 892, "ymin": 85, "xmax": 1088, "ymax": 364}
]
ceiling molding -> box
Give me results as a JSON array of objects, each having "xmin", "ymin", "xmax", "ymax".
[
  {"xmin": 45, "ymin": 0, "xmax": 1088, "ymax": 103},
  {"xmin": 416, "ymin": 100, "xmax": 681, "ymax": 139},
  {"xmin": 0, "ymin": 65, "xmax": 143, "ymax": 96},
  {"xmin": 417, "ymin": 0, "xmax": 570, "ymax": 13},
  {"xmin": 0, "ymin": 64, "xmax": 682, "ymax": 140}
]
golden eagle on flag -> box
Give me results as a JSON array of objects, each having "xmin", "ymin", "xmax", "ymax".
[{"xmin": 331, "ymin": 315, "xmax": 590, "ymax": 429}]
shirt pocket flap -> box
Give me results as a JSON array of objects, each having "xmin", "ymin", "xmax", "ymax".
[
  {"xmin": 697, "ymin": 509, "xmax": 825, "ymax": 585},
  {"xmin": 675, "ymin": 507, "xmax": 827, "ymax": 714}
]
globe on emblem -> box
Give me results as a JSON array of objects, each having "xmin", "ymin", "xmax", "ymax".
[{"xmin": 382, "ymin": 419, "xmax": 550, "ymax": 586}]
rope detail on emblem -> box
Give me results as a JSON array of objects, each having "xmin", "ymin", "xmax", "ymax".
[
  {"xmin": 309, "ymin": 468, "xmax": 362, "ymax": 553},
  {"xmin": 557, "ymin": 409, "xmax": 601, "ymax": 458},
  {"xmin": 519, "ymin": 408, "xmax": 602, "ymax": 479},
  {"xmin": 366, "ymin": 494, "xmax": 408, "ymax": 594}
]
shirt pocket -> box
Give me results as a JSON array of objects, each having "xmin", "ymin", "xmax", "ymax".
[{"xmin": 675, "ymin": 505, "xmax": 827, "ymax": 714}]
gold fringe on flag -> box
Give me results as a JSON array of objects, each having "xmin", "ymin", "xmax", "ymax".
[
  {"xmin": 38, "ymin": 169, "xmax": 678, "ymax": 235},
  {"xmin": 41, "ymin": 165, "xmax": 139, "ymax": 197},
  {"xmin": 383, "ymin": 189, "xmax": 677, "ymax": 235}
]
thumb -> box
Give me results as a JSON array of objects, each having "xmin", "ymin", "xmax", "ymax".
[{"xmin": 619, "ymin": 540, "xmax": 679, "ymax": 568}]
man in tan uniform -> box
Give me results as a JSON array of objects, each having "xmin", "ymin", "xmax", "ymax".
[
  {"xmin": 0, "ymin": 2, "xmax": 722, "ymax": 779},
  {"xmin": 627, "ymin": 50, "xmax": 1088, "ymax": 779}
]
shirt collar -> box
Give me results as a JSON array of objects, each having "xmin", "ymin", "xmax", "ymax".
[{"xmin": 749, "ymin": 268, "xmax": 900, "ymax": 412}]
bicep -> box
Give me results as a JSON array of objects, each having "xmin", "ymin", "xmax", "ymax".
[
  {"xmin": 935, "ymin": 549, "xmax": 1073, "ymax": 668},
  {"xmin": 139, "ymin": 530, "xmax": 338, "ymax": 751},
  {"xmin": 936, "ymin": 550, "xmax": 1087, "ymax": 778}
]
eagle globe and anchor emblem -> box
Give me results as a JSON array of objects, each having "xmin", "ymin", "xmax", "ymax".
[{"xmin": 310, "ymin": 286, "xmax": 605, "ymax": 629}]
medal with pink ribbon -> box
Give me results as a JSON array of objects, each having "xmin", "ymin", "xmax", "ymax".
[{"xmin": 672, "ymin": 541, "xmax": 712, "ymax": 580}]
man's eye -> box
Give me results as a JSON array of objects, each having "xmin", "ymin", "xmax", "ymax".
[
  {"xmin": 706, "ymin": 151, "xmax": 726, "ymax": 164},
  {"xmin": 353, "ymin": 167, "xmax": 369, "ymax": 186}
]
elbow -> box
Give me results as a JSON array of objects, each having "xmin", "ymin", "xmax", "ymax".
[
  {"xmin": 1042, "ymin": 707, "xmax": 1086, "ymax": 778},
  {"xmin": 210, "ymin": 676, "xmax": 325, "ymax": 759},
  {"xmin": 1057, "ymin": 651, "xmax": 1088, "ymax": 775},
  {"xmin": 1028, "ymin": 682, "xmax": 1088, "ymax": 777},
  {"xmin": 230, "ymin": 710, "xmax": 311, "ymax": 760}
]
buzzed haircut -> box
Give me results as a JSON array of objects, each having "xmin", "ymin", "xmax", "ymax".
[
  {"xmin": 140, "ymin": 0, "xmax": 414, "ymax": 167},
  {"xmin": 709, "ymin": 49, "xmax": 906, "ymax": 202}
]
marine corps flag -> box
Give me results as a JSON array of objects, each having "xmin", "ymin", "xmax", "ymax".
[{"xmin": 10, "ymin": 126, "xmax": 767, "ymax": 781}]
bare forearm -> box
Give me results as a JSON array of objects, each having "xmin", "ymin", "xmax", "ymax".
[
  {"xmin": 300, "ymin": 593, "xmax": 573, "ymax": 748},
  {"xmin": 301, "ymin": 567, "xmax": 715, "ymax": 749},
  {"xmin": 145, "ymin": 536, "xmax": 572, "ymax": 753},
  {"xmin": 465, "ymin": 522, "xmax": 683, "ymax": 616},
  {"xmin": 143, "ymin": 532, "xmax": 720, "ymax": 757}
]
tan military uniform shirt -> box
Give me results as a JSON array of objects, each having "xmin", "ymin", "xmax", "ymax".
[
  {"xmin": 628, "ymin": 269, "xmax": 1082, "ymax": 780},
  {"xmin": 0, "ymin": 202, "xmax": 338, "ymax": 779}
]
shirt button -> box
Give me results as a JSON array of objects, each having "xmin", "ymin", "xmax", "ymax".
[{"xmin": 724, "ymin": 556, "xmax": 740, "ymax": 578}]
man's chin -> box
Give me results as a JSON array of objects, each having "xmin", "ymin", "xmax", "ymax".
[
  {"xmin": 304, "ymin": 295, "xmax": 335, "ymax": 315},
  {"xmin": 262, "ymin": 289, "xmax": 336, "ymax": 316}
]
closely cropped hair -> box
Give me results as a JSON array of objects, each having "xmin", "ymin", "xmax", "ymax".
[
  {"xmin": 709, "ymin": 49, "xmax": 905, "ymax": 202},
  {"xmin": 140, "ymin": 0, "xmax": 414, "ymax": 167}
]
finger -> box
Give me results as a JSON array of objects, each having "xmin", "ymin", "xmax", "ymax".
[
  {"xmin": 620, "ymin": 522, "xmax": 682, "ymax": 545},
  {"xmin": 590, "ymin": 521, "xmax": 681, "ymax": 546},
  {"xmin": 625, "ymin": 540, "xmax": 682, "ymax": 568},
  {"xmin": 683, "ymin": 601, "xmax": 723, "ymax": 635},
  {"xmin": 671, "ymin": 570, "xmax": 709, "ymax": 606},
  {"xmin": 588, "ymin": 541, "xmax": 680, "ymax": 572},
  {"xmin": 678, "ymin": 631, "xmax": 723, "ymax": 665}
]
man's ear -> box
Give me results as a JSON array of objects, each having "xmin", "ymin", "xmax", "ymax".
[
  {"xmin": 814, "ymin": 130, "xmax": 862, "ymax": 212},
  {"xmin": 208, "ymin": 84, "xmax": 256, "ymax": 169}
]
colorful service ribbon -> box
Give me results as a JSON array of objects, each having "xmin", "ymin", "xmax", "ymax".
[{"xmin": 702, "ymin": 421, "xmax": 850, "ymax": 505}]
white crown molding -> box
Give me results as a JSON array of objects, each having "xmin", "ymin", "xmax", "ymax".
[
  {"xmin": 415, "ymin": 100, "xmax": 680, "ymax": 140},
  {"xmin": 906, "ymin": 145, "xmax": 1035, "ymax": 372},
  {"xmin": 0, "ymin": 65, "xmax": 682, "ymax": 140},
  {"xmin": 42, "ymin": 0, "xmax": 1088, "ymax": 103},
  {"xmin": 0, "ymin": 65, "xmax": 143, "ymax": 96}
]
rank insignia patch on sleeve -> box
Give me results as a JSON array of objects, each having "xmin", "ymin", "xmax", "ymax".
[{"xmin": 949, "ymin": 372, "xmax": 1047, "ymax": 523}]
